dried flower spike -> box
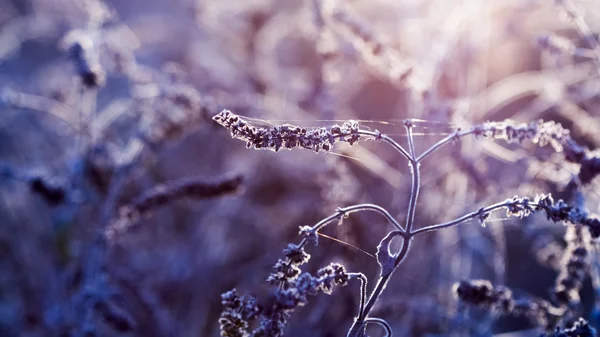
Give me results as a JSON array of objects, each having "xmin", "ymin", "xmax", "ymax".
[
  {"xmin": 219, "ymin": 289, "xmax": 261, "ymax": 337},
  {"xmin": 454, "ymin": 279, "xmax": 513, "ymax": 313},
  {"xmin": 552, "ymin": 225, "xmax": 592, "ymax": 307},
  {"xmin": 212, "ymin": 110, "xmax": 361, "ymax": 153},
  {"xmin": 124, "ymin": 174, "xmax": 244, "ymax": 217},
  {"xmin": 454, "ymin": 279, "xmax": 560, "ymax": 329},
  {"xmin": 471, "ymin": 120, "xmax": 571, "ymax": 153}
]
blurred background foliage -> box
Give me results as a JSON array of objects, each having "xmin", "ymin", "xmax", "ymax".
[{"xmin": 0, "ymin": 0, "xmax": 599, "ymax": 336}]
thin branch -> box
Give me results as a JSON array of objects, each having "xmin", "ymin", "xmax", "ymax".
[
  {"xmin": 404, "ymin": 122, "xmax": 420, "ymax": 234},
  {"xmin": 372, "ymin": 235, "xmax": 411, "ymax": 313},
  {"xmin": 347, "ymin": 235, "xmax": 411, "ymax": 337},
  {"xmin": 311, "ymin": 204, "xmax": 406, "ymax": 234},
  {"xmin": 347, "ymin": 122, "xmax": 421, "ymax": 336},
  {"xmin": 417, "ymin": 130, "xmax": 460, "ymax": 163},
  {"xmin": 348, "ymin": 273, "xmax": 368, "ymax": 320},
  {"xmin": 405, "ymin": 120, "xmax": 417, "ymax": 160},
  {"xmin": 412, "ymin": 193, "xmax": 600, "ymax": 238},
  {"xmin": 412, "ymin": 199, "xmax": 536, "ymax": 236},
  {"xmin": 359, "ymin": 274, "xmax": 392, "ymax": 323},
  {"xmin": 417, "ymin": 118, "xmax": 583, "ymax": 164}
]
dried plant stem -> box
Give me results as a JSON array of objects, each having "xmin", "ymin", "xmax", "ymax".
[
  {"xmin": 348, "ymin": 194, "xmax": 550, "ymax": 335},
  {"xmin": 360, "ymin": 273, "xmax": 392, "ymax": 321},
  {"xmin": 418, "ymin": 130, "xmax": 462, "ymax": 163},
  {"xmin": 345, "ymin": 113, "xmax": 600, "ymax": 335},
  {"xmin": 411, "ymin": 199, "xmax": 535, "ymax": 235},
  {"xmin": 306, "ymin": 204, "xmax": 406, "ymax": 242},
  {"xmin": 348, "ymin": 273, "xmax": 368, "ymax": 320},
  {"xmin": 292, "ymin": 203, "xmax": 412, "ymax": 336},
  {"xmin": 348, "ymin": 236, "xmax": 410, "ymax": 336},
  {"xmin": 64, "ymin": 84, "xmax": 101, "ymax": 336},
  {"xmin": 417, "ymin": 126, "xmax": 498, "ymax": 163},
  {"xmin": 417, "ymin": 119, "xmax": 585, "ymax": 165},
  {"xmin": 216, "ymin": 112, "xmax": 600, "ymax": 336},
  {"xmin": 347, "ymin": 276, "xmax": 390, "ymax": 336},
  {"xmin": 348, "ymin": 122, "xmax": 420, "ymax": 336},
  {"xmin": 404, "ymin": 124, "xmax": 420, "ymax": 234}
]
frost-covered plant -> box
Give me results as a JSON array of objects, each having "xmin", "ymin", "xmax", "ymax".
[
  {"xmin": 215, "ymin": 110, "xmax": 600, "ymax": 337},
  {"xmin": 3, "ymin": 0, "xmax": 600, "ymax": 336}
]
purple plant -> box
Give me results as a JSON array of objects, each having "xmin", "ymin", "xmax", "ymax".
[
  {"xmin": 215, "ymin": 110, "xmax": 600, "ymax": 336},
  {"xmin": 2, "ymin": 0, "xmax": 600, "ymax": 336}
]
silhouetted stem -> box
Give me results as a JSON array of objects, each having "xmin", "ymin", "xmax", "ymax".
[
  {"xmin": 347, "ymin": 236, "xmax": 411, "ymax": 336},
  {"xmin": 412, "ymin": 200, "xmax": 540, "ymax": 236},
  {"xmin": 405, "ymin": 124, "xmax": 420, "ymax": 234},
  {"xmin": 312, "ymin": 204, "xmax": 406, "ymax": 234},
  {"xmin": 348, "ymin": 273, "xmax": 368, "ymax": 319},
  {"xmin": 347, "ymin": 122, "xmax": 420, "ymax": 336}
]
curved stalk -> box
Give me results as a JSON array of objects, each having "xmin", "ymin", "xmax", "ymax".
[
  {"xmin": 404, "ymin": 124, "xmax": 420, "ymax": 234},
  {"xmin": 365, "ymin": 317, "xmax": 393, "ymax": 337},
  {"xmin": 412, "ymin": 200, "xmax": 539, "ymax": 236},
  {"xmin": 312, "ymin": 204, "xmax": 406, "ymax": 234},
  {"xmin": 348, "ymin": 273, "xmax": 368, "ymax": 320},
  {"xmin": 347, "ymin": 235, "xmax": 412, "ymax": 336}
]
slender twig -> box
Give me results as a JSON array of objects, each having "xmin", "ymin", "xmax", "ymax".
[
  {"xmin": 312, "ymin": 204, "xmax": 406, "ymax": 234},
  {"xmin": 417, "ymin": 129, "xmax": 465, "ymax": 163},
  {"xmin": 347, "ymin": 235, "xmax": 411, "ymax": 336},
  {"xmin": 360, "ymin": 272, "xmax": 393, "ymax": 320},
  {"xmin": 404, "ymin": 121, "xmax": 420, "ymax": 235},
  {"xmin": 405, "ymin": 120, "xmax": 417, "ymax": 159},
  {"xmin": 347, "ymin": 121, "xmax": 422, "ymax": 336},
  {"xmin": 417, "ymin": 117, "xmax": 581, "ymax": 165},
  {"xmin": 348, "ymin": 273, "xmax": 368, "ymax": 320},
  {"xmin": 412, "ymin": 199, "xmax": 537, "ymax": 236}
]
